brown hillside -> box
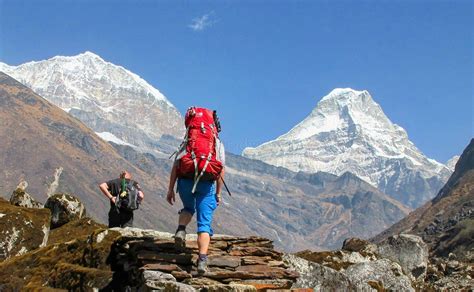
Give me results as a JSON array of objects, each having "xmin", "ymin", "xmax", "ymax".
[{"xmin": 0, "ymin": 72, "xmax": 177, "ymax": 230}]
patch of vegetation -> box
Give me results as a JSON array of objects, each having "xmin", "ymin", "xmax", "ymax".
[
  {"xmin": 48, "ymin": 217, "xmax": 106, "ymax": 245},
  {"xmin": 0, "ymin": 224, "xmax": 121, "ymax": 290}
]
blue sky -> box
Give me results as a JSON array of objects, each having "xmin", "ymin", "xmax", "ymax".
[{"xmin": 0, "ymin": 0, "xmax": 472, "ymax": 163}]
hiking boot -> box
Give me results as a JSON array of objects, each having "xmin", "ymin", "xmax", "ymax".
[
  {"xmin": 197, "ymin": 258, "xmax": 209, "ymax": 275},
  {"xmin": 174, "ymin": 229, "xmax": 186, "ymax": 249}
]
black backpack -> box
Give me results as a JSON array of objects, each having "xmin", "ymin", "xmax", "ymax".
[{"xmin": 115, "ymin": 178, "xmax": 140, "ymax": 211}]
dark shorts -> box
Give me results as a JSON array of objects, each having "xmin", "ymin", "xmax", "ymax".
[
  {"xmin": 108, "ymin": 204, "xmax": 134, "ymax": 228},
  {"xmin": 178, "ymin": 178, "xmax": 217, "ymax": 236}
]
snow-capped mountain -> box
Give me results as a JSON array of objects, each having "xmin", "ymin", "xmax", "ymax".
[
  {"xmin": 446, "ymin": 155, "xmax": 460, "ymax": 172},
  {"xmin": 243, "ymin": 88, "xmax": 452, "ymax": 207},
  {"xmin": 0, "ymin": 51, "xmax": 183, "ymax": 155}
]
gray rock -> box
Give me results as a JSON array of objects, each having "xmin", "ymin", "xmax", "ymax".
[
  {"xmin": 202, "ymin": 284, "xmax": 257, "ymax": 292},
  {"xmin": 378, "ymin": 234, "xmax": 428, "ymax": 281},
  {"xmin": 344, "ymin": 258, "xmax": 414, "ymax": 291},
  {"xmin": 44, "ymin": 193, "xmax": 86, "ymax": 228},
  {"xmin": 141, "ymin": 280, "xmax": 196, "ymax": 292},
  {"xmin": 10, "ymin": 188, "xmax": 43, "ymax": 208},
  {"xmin": 142, "ymin": 270, "xmax": 176, "ymax": 282},
  {"xmin": 283, "ymin": 254, "xmax": 359, "ymax": 291}
]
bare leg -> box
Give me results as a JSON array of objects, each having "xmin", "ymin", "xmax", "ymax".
[
  {"xmin": 197, "ymin": 232, "xmax": 210, "ymax": 255},
  {"xmin": 178, "ymin": 211, "xmax": 193, "ymax": 226}
]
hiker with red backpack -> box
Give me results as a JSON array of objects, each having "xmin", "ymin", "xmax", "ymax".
[{"xmin": 167, "ymin": 107, "xmax": 227, "ymax": 274}]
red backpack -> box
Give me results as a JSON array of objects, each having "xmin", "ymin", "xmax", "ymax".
[{"xmin": 174, "ymin": 107, "xmax": 223, "ymax": 193}]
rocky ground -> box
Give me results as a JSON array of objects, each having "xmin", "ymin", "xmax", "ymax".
[
  {"xmin": 1, "ymin": 183, "xmax": 472, "ymax": 291},
  {"xmin": 287, "ymin": 237, "xmax": 473, "ymax": 291}
]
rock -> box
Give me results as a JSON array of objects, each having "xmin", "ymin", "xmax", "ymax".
[
  {"xmin": 0, "ymin": 197, "xmax": 50, "ymax": 261},
  {"xmin": 341, "ymin": 238, "xmax": 377, "ymax": 256},
  {"xmin": 16, "ymin": 179, "xmax": 28, "ymax": 191},
  {"xmin": 142, "ymin": 270, "xmax": 176, "ymax": 282},
  {"xmin": 202, "ymin": 284, "xmax": 257, "ymax": 292},
  {"xmin": 10, "ymin": 188, "xmax": 42, "ymax": 208},
  {"xmin": 44, "ymin": 193, "xmax": 86, "ymax": 228},
  {"xmin": 141, "ymin": 280, "xmax": 197, "ymax": 292},
  {"xmin": 344, "ymin": 259, "xmax": 414, "ymax": 292},
  {"xmin": 378, "ymin": 234, "xmax": 429, "ymax": 280},
  {"xmin": 294, "ymin": 249, "xmax": 374, "ymax": 271},
  {"xmin": 209, "ymin": 255, "xmax": 241, "ymax": 268},
  {"xmin": 283, "ymin": 254, "xmax": 357, "ymax": 291},
  {"xmin": 232, "ymin": 279, "xmax": 293, "ymax": 290}
]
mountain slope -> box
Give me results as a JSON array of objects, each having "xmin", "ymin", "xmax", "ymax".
[
  {"xmin": 372, "ymin": 139, "xmax": 474, "ymax": 261},
  {"xmin": 0, "ymin": 72, "xmax": 177, "ymax": 230},
  {"xmin": 243, "ymin": 88, "xmax": 451, "ymax": 207},
  {"xmin": 0, "ymin": 52, "xmax": 183, "ymax": 156},
  {"xmin": 0, "ymin": 72, "xmax": 410, "ymax": 251}
]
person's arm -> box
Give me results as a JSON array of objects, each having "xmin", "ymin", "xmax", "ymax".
[
  {"xmin": 99, "ymin": 182, "xmax": 116, "ymax": 204},
  {"xmin": 166, "ymin": 162, "xmax": 178, "ymax": 205},
  {"xmin": 135, "ymin": 182, "xmax": 144, "ymax": 202},
  {"xmin": 216, "ymin": 168, "xmax": 225, "ymax": 205}
]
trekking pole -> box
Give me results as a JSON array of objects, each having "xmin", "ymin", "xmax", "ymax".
[{"xmin": 220, "ymin": 177, "xmax": 232, "ymax": 197}]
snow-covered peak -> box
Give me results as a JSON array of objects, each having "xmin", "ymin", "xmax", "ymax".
[
  {"xmin": 321, "ymin": 88, "xmax": 368, "ymax": 103},
  {"xmin": 243, "ymin": 88, "xmax": 452, "ymax": 207},
  {"xmin": 446, "ymin": 155, "xmax": 460, "ymax": 171},
  {"xmin": 274, "ymin": 88, "xmax": 405, "ymax": 143},
  {"xmin": 0, "ymin": 52, "xmax": 184, "ymax": 153},
  {"xmin": 1, "ymin": 51, "xmax": 174, "ymax": 108}
]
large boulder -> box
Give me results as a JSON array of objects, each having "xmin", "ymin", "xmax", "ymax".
[
  {"xmin": 283, "ymin": 254, "xmax": 358, "ymax": 291},
  {"xmin": 378, "ymin": 234, "xmax": 429, "ymax": 281},
  {"xmin": 344, "ymin": 259, "xmax": 415, "ymax": 291},
  {"xmin": 44, "ymin": 193, "xmax": 86, "ymax": 228},
  {"xmin": 0, "ymin": 197, "xmax": 50, "ymax": 261},
  {"xmin": 10, "ymin": 188, "xmax": 42, "ymax": 209}
]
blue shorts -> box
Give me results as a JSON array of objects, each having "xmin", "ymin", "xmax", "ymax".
[{"xmin": 177, "ymin": 178, "xmax": 217, "ymax": 236}]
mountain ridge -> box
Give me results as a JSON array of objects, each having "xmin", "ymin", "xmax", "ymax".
[
  {"xmin": 243, "ymin": 88, "xmax": 452, "ymax": 208},
  {"xmin": 0, "ymin": 51, "xmax": 183, "ymax": 157}
]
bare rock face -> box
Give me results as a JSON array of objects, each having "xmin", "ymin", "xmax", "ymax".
[
  {"xmin": 283, "ymin": 254, "xmax": 357, "ymax": 291},
  {"xmin": 10, "ymin": 188, "xmax": 43, "ymax": 209},
  {"xmin": 0, "ymin": 198, "xmax": 50, "ymax": 261},
  {"xmin": 377, "ymin": 234, "xmax": 429, "ymax": 281},
  {"xmin": 44, "ymin": 193, "xmax": 86, "ymax": 228},
  {"xmin": 344, "ymin": 259, "xmax": 414, "ymax": 291}
]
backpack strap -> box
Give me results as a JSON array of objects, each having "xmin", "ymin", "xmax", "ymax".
[
  {"xmin": 191, "ymin": 151, "xmax": 198, "ymax": 180},
  {"xmin": 191, "ymin": 152, "xmax": 212, "ymax": 194},
  {"xmin": 120, "ymin": 178, "xmax": 127, "ymax": 197},
  {"xmin": 170, "ymin": 126, "xmax": 190, "ymax": 161}
]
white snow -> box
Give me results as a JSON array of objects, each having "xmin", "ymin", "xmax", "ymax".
[
  {"xmin": 0, "ymin": 51, "xmax": 184, "ymax": 154},
  {"xmin": 446, "ymin": 155, "xmax": 460, "ymax": 172},
  {"xmin": 243, "ymin": 88, "xmax": 452, "ymax": 206},
  {"xmin": 96, "ymin": 132, "xmax": 137, "ymax": 147}
]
